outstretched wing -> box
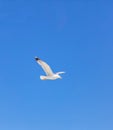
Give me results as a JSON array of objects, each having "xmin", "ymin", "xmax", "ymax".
[
  {"xmin": 35, "ymin": 57, "xmax": 54, "ymax": 76},
  {"xmin": 56, "ymin": 72, "xmax": 65, "ymax": 75}
]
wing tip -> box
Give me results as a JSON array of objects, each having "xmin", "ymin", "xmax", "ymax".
[{"xmin": 35, "ymin": 57, "xmax": 40, "ymax": 61}]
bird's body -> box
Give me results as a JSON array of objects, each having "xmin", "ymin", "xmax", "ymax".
[
  {"xmin": 35, "ymin": 57, "xmax": 65, "ymax": 80},
  {"xmin": 40, "ymin": 74, "xmax": 61, "ymax": 80}
]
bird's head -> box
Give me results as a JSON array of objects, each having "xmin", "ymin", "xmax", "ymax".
[{"xmin": 57, "ymin": 75, "xmax": 62, "ymax": 79}]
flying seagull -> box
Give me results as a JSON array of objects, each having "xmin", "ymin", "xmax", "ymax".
[{"xmin": 35, "ymin": 57, "xmax": 65, "ymax": 80}]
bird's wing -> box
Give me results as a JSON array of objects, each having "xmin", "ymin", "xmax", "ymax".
[
  {"xmin": 56, "ymin": 72, "xmax": 65, "ymax": 75},
  {"xmin": 35, "ymin": 57, "xmax": 54, "ymax": 76}
]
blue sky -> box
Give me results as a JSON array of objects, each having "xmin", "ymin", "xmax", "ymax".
[{"xmin": 0, "ymin": 1, "xmax": 113, "ymax": 130}]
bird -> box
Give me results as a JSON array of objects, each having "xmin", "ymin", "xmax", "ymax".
[{"xmin": 35, "ymin": 57, "xmax": 65, "ymax": 80}]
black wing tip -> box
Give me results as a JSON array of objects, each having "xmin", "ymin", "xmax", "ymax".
[{"xmin": 35, "ymin": 57, "xmax": 40, "ymax": 61}]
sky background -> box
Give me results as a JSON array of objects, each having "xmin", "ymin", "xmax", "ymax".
[{"xmin": 0, "ymin": 0, "xmax": 113, "ymax": 130}]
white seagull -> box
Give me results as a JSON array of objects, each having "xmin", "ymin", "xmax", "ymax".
[{"xmin": 35, "ymin": 57, "xmax": 65, "ymax": 80}]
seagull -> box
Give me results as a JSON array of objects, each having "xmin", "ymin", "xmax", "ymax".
[{"xmin": 35, "ymin": 57, "xmax": 65, "ymax": 80}]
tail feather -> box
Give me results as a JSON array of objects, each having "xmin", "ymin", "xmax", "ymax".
[{"xmin": 40, "ymin": 76, "xmax": 47, "ymax": 80}]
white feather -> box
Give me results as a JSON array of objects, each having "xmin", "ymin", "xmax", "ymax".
[
  {"xmin": 35, "ymin": 57, "xmax": 65, "ymax": 80},
  {"xmin": 37, "ymin": 59, "xmax": 54, "ymax": 76}
]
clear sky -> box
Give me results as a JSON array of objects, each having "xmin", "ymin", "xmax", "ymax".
[{"xmin": 0, "ymin": 1, "xmax": 113, "ymax": 130}]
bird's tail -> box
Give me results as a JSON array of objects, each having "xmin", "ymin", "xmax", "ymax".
[{"xmin": 40, "ymin": 75, "xmax": 47, "ymax": 80}]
